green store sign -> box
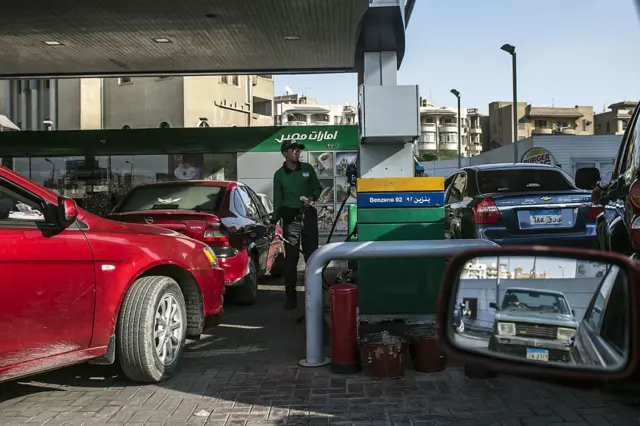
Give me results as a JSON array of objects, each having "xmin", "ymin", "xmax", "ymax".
[{"xmin": 252, "ymin": 125, "xmax": 358, "ymax": 152}]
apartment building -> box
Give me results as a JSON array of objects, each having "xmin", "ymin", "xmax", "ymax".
[
  {"xmin": 415, "ymin": 99, "xmax": 488, "ymax": 158},
  {"xmin": 487, "ymin": 101, "xmax": 594, "ymax": 151},
  {"xmin": 274, "ymin": 91, "xmax": 357, "ymax": 126},
  {"xmin": 594, "ymin": 101, "xmax": 638, "ymax": 135},
  {"xmin": 0, "ymin": 75, "xmax": 275, "ymax": 131}
]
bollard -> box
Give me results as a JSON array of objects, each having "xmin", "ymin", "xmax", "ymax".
[
  {"xmin": 299, "ymin": 239, "xmax": 499, "ymax": 367},
  {"xmin": 329, "ymin": 284, "xmax": 360, "ymax": 374}
]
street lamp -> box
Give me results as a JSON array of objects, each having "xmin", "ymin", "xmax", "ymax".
[
  {"xmin": 500, "ymin": 43, "xmax": 518, "ymax": 163},
  {"xmin": 450, "ymin": 89, "xmax": 462, "ymax": 168}
]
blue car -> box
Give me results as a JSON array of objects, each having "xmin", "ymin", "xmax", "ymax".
[{"xmin": 444, "ymin": 163, "xmax": 601, "ymax": 249}]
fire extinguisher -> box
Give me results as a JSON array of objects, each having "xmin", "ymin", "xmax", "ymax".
[{"xmin": 329, "ymin": 284, "xmax": 360, "ymax": 374}]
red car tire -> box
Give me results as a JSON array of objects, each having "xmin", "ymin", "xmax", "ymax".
[{"xmin": 116, "ymin": 275, "xmax": 188, "ymax": 383}]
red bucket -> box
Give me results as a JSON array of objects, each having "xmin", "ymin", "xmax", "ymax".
[
  {"xmin": 361, "ymin": 331, "xmax": 407, "ymax": 380},
  {"xmin": 407, "ymin": 326, "xmax": 445, "ymax": 373}
]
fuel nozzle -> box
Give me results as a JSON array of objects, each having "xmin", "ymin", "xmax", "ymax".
[{"xmin": 346, "ymin": 163, "xmax": 358, "ymax": 187}]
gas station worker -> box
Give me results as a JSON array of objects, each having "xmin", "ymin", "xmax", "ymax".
[{"xmin": 269, "ymin": 140, "xmax": 322, "ymax": 225}]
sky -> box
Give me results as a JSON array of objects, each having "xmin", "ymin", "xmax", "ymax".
[{"xmin": 275, "ymin": 0, "xmax": 640, "ymax": 114}]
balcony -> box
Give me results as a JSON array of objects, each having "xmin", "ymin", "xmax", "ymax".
[
  {"xmin": 560, "ymin": 128, "xmax": 576, "ymax": 135},
  {"xmin": 439, "ymin": 141, "xmax": 459, "ymax": 151},
  {"xmin": 532, "ymin": 127, "xmax": 553, "ymax": 135},
  {"xmin": 284, "ymin": 121, "xmax": 308, "ymax": 126},
  {"xmin": 439, "ymin": 123, "xmax": 458, "ymax": 132},
  {"xmin": 416, "ymin": 141, "xmax": 437, "ymax": 152},
  {"xmin": 469, "ymin": 127, "xmax": 482, "ymax": 134},
  {"xmin": 309, "ymin": 120, "xmax": 331, "ymax": 126},
  {"xmin": 421, "ymin": 123, "xmax": 436, "ymax": 132}
]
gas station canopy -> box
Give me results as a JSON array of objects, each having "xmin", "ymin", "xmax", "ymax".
[{"xmin": 0, "ymin": 0, "xmax": 373, "ymax": 77}]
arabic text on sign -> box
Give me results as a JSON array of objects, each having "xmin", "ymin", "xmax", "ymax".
[{"xmin": 275, "ymin": 130, "xmax": 339, "ymax": 144}]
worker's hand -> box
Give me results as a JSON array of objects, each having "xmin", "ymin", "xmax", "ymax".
[{"xmin": 302, "ymin": 197, "xmax": 314, "ymax": 209}]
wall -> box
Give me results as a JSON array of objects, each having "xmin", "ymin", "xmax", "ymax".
[
  {"xmin": 419, "ymin": 135, "xmax": 620, "ymax": 178},
  {"xmin": 104, "ymin": 77, "xmax": 184, "ymax": 129},
  {"xmin": 458, "ymin": 278, "xmax": 601, "ymax": 330},
  {"xmin": 420, "ymin": 158, "xmax": 469, "ymax": 178},
  {"xmin": 533, "ymin": 135, "xmax": 620, "ymax": 176}
]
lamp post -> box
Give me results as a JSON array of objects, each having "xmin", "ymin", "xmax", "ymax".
[
  {"xmin": 450, "ymin": 89, "xmax": 462, "ymax": 168},
  {"xmin": 500, "ymin": 44, "xmax": 518, "ymax": 163}
]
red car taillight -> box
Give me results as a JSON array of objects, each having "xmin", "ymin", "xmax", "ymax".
[
  {"xmin": 587, "ymin": 205, "xmax": 603, "ymax": 222},
  {"xmin": 203, "ymin": 222, "xmax": 229, "ymax": 246},
  {"xmin": 473, "ymin": 197, "xmax": 501, "ymax": 225}
]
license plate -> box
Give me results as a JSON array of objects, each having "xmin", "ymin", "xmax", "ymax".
[
  {"xmin": 526, "ymin": 348, "xmax": 549, "ymax": 361},
  {"xmin": 530, "ymin": 209, "xmax": 562, "ymax": 225}
]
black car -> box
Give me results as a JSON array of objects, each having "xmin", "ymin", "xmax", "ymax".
[
  {"xmin": 595, "ymin": 104, "xmax": 640, "ymax": 255},
  {"xmin": 570, "ymin": 265, "xmax": 628, "ymax": 368},
  {"xmin": 444, "ymin": 163, "xmax": 601, "ymax": 248}
]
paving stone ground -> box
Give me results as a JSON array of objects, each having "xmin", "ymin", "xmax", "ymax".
[{"xmin": 1, "ymin": 281, "xmax": 640, "ymax": 426}]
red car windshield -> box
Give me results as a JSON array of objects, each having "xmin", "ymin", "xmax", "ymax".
[{"xmin": 116, "ymin": 184, "xmax": 225, "ymax": 213}]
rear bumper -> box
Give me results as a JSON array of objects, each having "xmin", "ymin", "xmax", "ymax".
[
  {"xmin": 491, "ymin": 336, "xmax": 571, "ymax": 363},
  {"xmin": 217, "ymin": 249, "xmax": 250, "ymax": 287},
  {"xmin": 476, "ymin": 225, "xmax": 598, "ymax": 249},
  {"xmin": 192, "ymin": 265, "xmax": 225, "ymax": 319}
]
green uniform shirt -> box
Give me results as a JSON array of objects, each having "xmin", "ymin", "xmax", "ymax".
[{"xmin": 271, "ymin": 162, "xmax": 322, "ymax": 223}]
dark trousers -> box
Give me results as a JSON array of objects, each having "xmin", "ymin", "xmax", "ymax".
[{"xmin": 282, "ymin": 207, "xmax": 319, "ymax": 290}]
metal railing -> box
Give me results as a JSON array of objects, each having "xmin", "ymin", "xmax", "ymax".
[{"xmin": 299, "ymin": 239, "xmax": 499, "ymax": 367}]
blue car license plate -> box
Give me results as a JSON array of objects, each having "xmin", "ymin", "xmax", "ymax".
[
  {"xmin": 530, "ymin": 209, "xmax": 562, "ymax": 226},
  {"xmin": 526, "ymin": 348, "xmax": 549, "ymax": 361}
]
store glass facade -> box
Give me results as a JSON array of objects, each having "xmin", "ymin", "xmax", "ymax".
[{"xmin": 5, "ymin": 153, "xmax": 237, "ymax": 216}]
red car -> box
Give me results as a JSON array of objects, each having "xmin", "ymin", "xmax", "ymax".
[
  {"xmin": 107, "ymin": 180, "xmax": 285, "ymax": 305},
  {"xmin": 0, "ymin": 166, "xmax": 224, "ymax": 384}
]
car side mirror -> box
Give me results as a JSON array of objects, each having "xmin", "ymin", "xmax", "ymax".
[
  {"xmin": 436, "ymin": 246, "xmax": 637, "ymax": 385},
  {"xmin": 575, "ymin": 167, "xmax": 601, "ymax": 190},
  {"xmin": 57, "ymin": 196, "xmax": 79, "ymax": 228},
  {"xmin": 489, "ymin": 302, "xmax": 498, "ymax": 310}
]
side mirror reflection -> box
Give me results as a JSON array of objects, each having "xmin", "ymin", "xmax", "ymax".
[{"xmin": 445, "ymin": 252, "xmax": 630, "ymax": 372}]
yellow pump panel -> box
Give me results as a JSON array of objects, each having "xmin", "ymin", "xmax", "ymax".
[{"xmin": 357, "ymin": 177, "xmax": 444, "ymax": 193}]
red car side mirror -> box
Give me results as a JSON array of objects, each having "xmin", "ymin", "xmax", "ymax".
[{"xmin": 57, "ymin": 196, "xmax": 79, "ymax": 228}]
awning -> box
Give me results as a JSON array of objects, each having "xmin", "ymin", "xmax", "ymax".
[{"xmin": 0, "ymin": 115, "xmax": 20, "ymax": 131}]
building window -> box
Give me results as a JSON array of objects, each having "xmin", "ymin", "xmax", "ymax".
[
  {"xmin": 220, "ymin": 76, "xmax": 229, "ymax": 84},
  {"xmin": 439, "ymin": 132, "xmax": 457, "ymax": 143},
  {"xmin": 118, "ymin": 77, "xmax": 132, "ymax": 85},
  {"xmin": 555, "ymin": 121, "xmax": 569, "ymax": 129},
  {"xmin": 232, "ymin": 75, "xmax": 239, "ymax": 86},
  {"xmin": 421, "ymin": 132, "xmax": 436, "ymax": 142},
  {"xmin": 606, "ymin": 122, "xmax": 611, "ymax": 133},
  {"xmin": 583, "ymin": 119, "xmax": 588, "ymax": 131},
  {"xmin": 534, "ymin": 120, "xmax": 548, "ymax": 128},
  {"xmin": 622, "ymin": 120, "xmax": 629, "ymax": 130}
]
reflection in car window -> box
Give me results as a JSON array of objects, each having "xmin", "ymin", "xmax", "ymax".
[
  {"xmin": 116, "ymin": 184, "xmax": 224, "ymax": 212},
  {"xmin": 447, "ymin": 174, "xmax": 465, "ymax": 204},
  {"xmin": 0, "ymin": 181, "xmax": 45, "ymax": 222},
  {"xmin": 477, "ymin": 169, "xmax": 574, "ymax": 193},
  {"xmin": 584, "ymin": 266, "xmax": 618, "ymax": 332},
  {"xmin": 237, "ymin": 187, "xmax": 260, "ymax": 220},
  {"xmin": 599, "ymin": 269, "xmax": 627, "ymax": 353}
]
